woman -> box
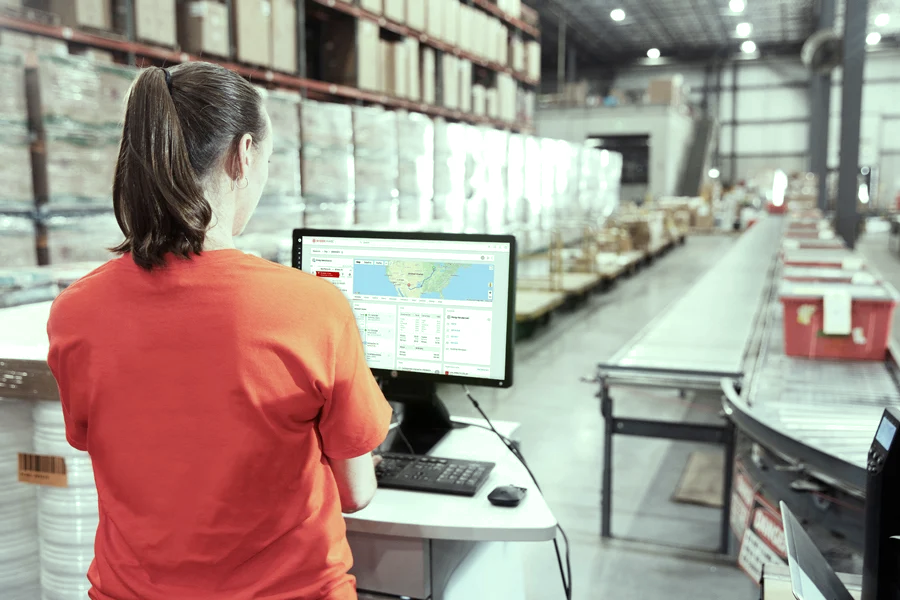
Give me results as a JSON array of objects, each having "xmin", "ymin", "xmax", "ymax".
[{"xmin": 47, "ymin": 62, "xmax": 392, "ymax": 599}]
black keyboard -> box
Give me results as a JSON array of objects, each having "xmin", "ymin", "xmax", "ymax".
[{"xmin": 375, "ymin": 452, "xmax": 495, "ymax": 497}]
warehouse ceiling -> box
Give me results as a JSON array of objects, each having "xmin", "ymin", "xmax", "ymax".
[{"xmin": 533, "ymin": 0, "xmax": 900, "ymax": 70}]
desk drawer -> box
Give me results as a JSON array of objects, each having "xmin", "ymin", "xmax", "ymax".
[{"xmin": 348, "ymin": 532, "xmax": 431, "ymax": 599}]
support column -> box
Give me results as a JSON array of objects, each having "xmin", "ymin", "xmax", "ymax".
[
  {"xmin": 557, "ymin": 14, "xmax": 567, "ymax": 93},
  {"xmin": 567, "ymin": 44, "xmax": 577, "ymax": 83},
  {"xmin": 808, "ymin": 0, "xmax": 836, "ymax": 211},
  {"xmin": 835, "ymin": 0, "xmax": 868, "ymax": 248}
]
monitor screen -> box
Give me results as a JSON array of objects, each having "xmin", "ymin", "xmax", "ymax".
[
  {"xmin": 293, "ymin": 230, "xmax": 516, "ymax": 387},
  {"xmin": 876, "ymin": 417, "xmax": 897, "ymax": 450}
]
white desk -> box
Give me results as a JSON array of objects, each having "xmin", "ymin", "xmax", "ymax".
[{"xmin": 348, "ymin": 419, "xmax": 558, "ymax": 600}]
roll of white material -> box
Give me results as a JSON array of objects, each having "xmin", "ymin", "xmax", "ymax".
[
  {"xmin": 32, "ymin": 401, "xmax": 98, "ymax": 600},
  {"xmin": 0, "ymin": 399, "xmax": 40, "ymax": 598}
]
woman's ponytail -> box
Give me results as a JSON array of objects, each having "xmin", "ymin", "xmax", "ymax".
[{"xmin": 111, "ymin": 62, "xmax": 267, "ymax": 270}]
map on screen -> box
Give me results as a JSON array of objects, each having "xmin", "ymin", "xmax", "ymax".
[{"xmin": 353, "ymin": 261, "xmax": 495, "ymax": 302}]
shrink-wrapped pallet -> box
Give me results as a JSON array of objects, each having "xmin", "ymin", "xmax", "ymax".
[
  {"xmin": 396, "ymin": 111, "xmax": 434, "ymax": 224},
  {"xmin": 353, "ymin": 106, "xmax": 398, "ymax": 227},
  {"xmin": 0, "ymin": 125, "xmax": 34, "ymax": 211},
  {"xmin": 300, "ymin": 101, "xmax": 354, "ymax": 228},
  {"xmin": 433, "ymin": 119, "xmax": 466, "ymax": 231},
  {"xmin": 45, "ymin": 212, "xmax": 123, "ymax": 265}
]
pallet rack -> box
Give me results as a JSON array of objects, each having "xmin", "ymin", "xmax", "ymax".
[{"xmin": 0, "ymin": 0, "xmax": 538, "ymax": 132}]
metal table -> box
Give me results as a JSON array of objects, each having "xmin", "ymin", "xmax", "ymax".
[{"xmin": 595, "ymin": 217, "xmax": 785, "ymax": 553}]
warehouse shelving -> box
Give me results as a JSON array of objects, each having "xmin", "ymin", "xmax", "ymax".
[
  {"xmin": 0, "ymin": 6, "xmax": 533, "ymax": 132},
  {"xmin": 308, "ymin": 0, "xmax": 539, "ymax": 87}
]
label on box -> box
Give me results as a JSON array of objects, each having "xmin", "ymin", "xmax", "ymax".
[
  {"xmin": 818, "ymin": 230, "xmax": 836, "ymax": 240},
  {"xmin": 18, "ymin": 453, "xmax": 68, "ymax": 487},
  {"xmin": 783, "ymin": 239, "xmax": 801, "ymax": 250},
  {"xmin": 823, "ymin": 291, "xmax": 852, "ymax": 335}
]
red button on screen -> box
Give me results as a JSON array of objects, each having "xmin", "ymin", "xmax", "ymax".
[{"xmin": 316, "ymin": 271, "xmax": 340, "ymax": 278}]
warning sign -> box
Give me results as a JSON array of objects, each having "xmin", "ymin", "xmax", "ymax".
[{"xmin": 737, "ymin": 528, "xmax": 783, "ymax": 583}]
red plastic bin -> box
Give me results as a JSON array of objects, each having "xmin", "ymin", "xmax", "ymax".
[
  {"xmin": 767, "ymin": 203, "xmax": 787, "ymax": 214},
  {"xmin": 779, "ymin": 281, "xmax": 899, "ymax": 361},
  {"xmin": 782, "ymin": 237, "xmax": 846, "ymax": 250},
  {"xmin": 782, "ymin": 266, "xmax": 877, "ymax": 284},
  {"xmin": 782, "ymin": 248, "xmax": 862, "ymax": 269}
]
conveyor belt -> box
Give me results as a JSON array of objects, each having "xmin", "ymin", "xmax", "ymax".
[
  {"xmin": 601, "ymin": 217, "xmax": 783, "ymax": 385},
  {"xmin": 722, "ymin": 277, "xmax": 900, "ymax": 495}
]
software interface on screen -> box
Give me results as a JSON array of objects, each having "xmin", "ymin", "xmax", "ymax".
[{"xmin": 299, "ymin": 235, "xmax": 512, "ymax": 381}]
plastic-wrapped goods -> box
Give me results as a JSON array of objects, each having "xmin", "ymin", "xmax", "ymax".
[
  {"xmin": 0, "ymin": 267, "xmax": 59, "ymax": 307},
  {"xmin": 45, "ymin": 127, "xmax": 120, "ymax": 209},
  {"xmin": 540, "ymin": 138, "xmax": 562, "ymax": 229},
  {"xmin": 0, "ymin": 125, "xmax": 34, "ymax": 211},
  {"xmin": 33, "ymin": 401, "xmax": 98, "ymax": 600},
  {"xmin": 262, "ymin": 90, "xmax": 302, "ymax": 150},
  {"xmin": 433, "ymin": 120, "xmax": 467, "ymax": 231},
  {"xmin": 300, "ymin": 100, "xmax": 353, "ymax": 151},
  {"xmin": 0, "ymin": 49, "xmax": 27, "ymax": 126},
  {"xmin": 506, "ymin": 134, "xmax": 526, "ymax": 226},
  {"xmin": 353, "ymin": 106, "xmax": 398, "ymax": 227},
  {"xmin": 301, "ymin": 147, "xmax": 355, "ymax": 228},
  {"xmin": 0, "ymin": 399, "xmax": 40, "ymax": 599},
  {"xmin": 602, "ymin": 150, "xmax": 623, "ymax": 218},
  {"xmin": 553, "ymin": 141, "xmax": 580, "ymax": 223},
  {"xmin": 237, "ymin": 206, "xmax": 304, "ymax": 265},
  {"xmin": 522, "ymin": 136, "xmax": 542, "ymax": 229},
  {"xmin": 396, "ymin": 111, "xmax": 434, "ymax": 225},
  {"xmin": 0, "ymin": 214, "xmax": 37, "ymax": 267},
  {"xmin": 482, "ymin": 128, "xmax": 509, "ymax": 234},
  {"xmin": 35, "ymin": 55, "xmax": 103, "ymax": 128},
  {"xmin": 461, "ymin": 126, "xmax": 488, "ymax": 233},
  {"xmin": 260, "ymin": 147, "xmax": 302, "ymax": 208},
  {"xmin": 300, "ymin": 101, "xmax": 354, "ymax": 228},
  {"xmin": 96, "ymin": 62, "xmax": 137, "ymax": 129},
  {"xmin": 45, "ymin": 212, "xmax": 123, "ymax": 265}
]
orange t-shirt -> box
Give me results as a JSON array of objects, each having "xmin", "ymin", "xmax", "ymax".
[{"xmin": 46, "ymin": 250, "xmax": 392, "ymax": 600}]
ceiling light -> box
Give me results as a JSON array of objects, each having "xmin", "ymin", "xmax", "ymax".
[
  {"xmin": 730, "ymin": 0, "xmax": 746, "ymax": 13},
  {"xmin": 647, "ymin": 48, "xmax": 661, "ymax": 59},
  {"xmin": 741, "ymin": 40, "xmax": 757, "ymax": 53},
  {"xmin": 875, "ymin": 13, "xmax": 890, "ymax": 27},
  {"xmin": 736, "ymin": 22, "xmax": 752, "ymax": 37},
  {"xmin": 709, "ymin": 168, "xmax": 721, "ymax": 179},
  {"xmin": 610, "ymin": 8, "xmax": 626, "ymax": 21},
  {"xmin": 867, "ymin": 32, "xmax": 882, "ymax": 45}
]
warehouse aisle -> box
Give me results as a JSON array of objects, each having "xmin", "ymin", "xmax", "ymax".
[{"xmin": 441, "ymin": 234, "xmax": 758, "ymax": 600}]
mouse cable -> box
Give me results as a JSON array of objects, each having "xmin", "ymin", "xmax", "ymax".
[{"xmin": 462, "ymin": 386, "xmax": 573, "ymax": 600}]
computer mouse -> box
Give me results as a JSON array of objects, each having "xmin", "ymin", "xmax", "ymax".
[{"xmin": 488, "ymin": 485, "xmax": 527, "ymax": 507}]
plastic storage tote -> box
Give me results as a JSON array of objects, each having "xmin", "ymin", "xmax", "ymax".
[
  {"xmin": 779, "ymin": 280, "xmax": 899, "ymax": 361},
  {"xmin": 782, "ymin": 267, "xmax": 879, "ymax": 284},
  {"xmin": 782, "ymin": 248, "xmax": 863, "ymax": 269}
]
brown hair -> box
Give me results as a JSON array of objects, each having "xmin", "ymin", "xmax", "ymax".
[{"xmin": 112, "ymin": 62, "xmax": 267, "ymax": 270}]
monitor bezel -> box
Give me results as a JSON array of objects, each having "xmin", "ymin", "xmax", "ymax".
[{"xmin": 293, "ymin": 228, "xmax": 517, "ymax": 388}]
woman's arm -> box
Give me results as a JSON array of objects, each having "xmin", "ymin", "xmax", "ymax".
[{"xmin": 328, "ymin": 453, "xmax": 380, "ymax": 514}]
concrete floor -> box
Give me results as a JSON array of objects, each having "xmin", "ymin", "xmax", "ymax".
[{"xmin": 440, "ymin": 234, "xmax": 759, "ymax": 600}]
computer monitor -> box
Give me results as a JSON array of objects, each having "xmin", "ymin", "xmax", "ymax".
[{"xmin": 293, "ymin": 230, "xmax": 516, "ymax": 387}]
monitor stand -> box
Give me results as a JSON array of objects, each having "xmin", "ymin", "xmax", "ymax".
[{"xmin": 380, "ymin": 379, "xmax": 455, "ymax": 456}]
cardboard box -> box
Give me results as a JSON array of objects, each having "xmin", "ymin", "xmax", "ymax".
[
  {"xmin": 648, "ymin": 76, "xmax": 684, "ymax": 106},
  {"xmin": 458, "ymin": 5, "xmax": 472, "ymax": 55},
  {"xmin": 511, "ymin": 37, "xmax": 524, "ymax": 72},
  {"xmin": 0, "ymin": 30, "xmax": 67, "ymax": 56},
  {"xmin": 496, "ymin": 20, "xmax": 508, "ymax": 65},
  {"xmin": 421, "ymin": 47, "xmax": 436, "ymax": 105},
  {"xmin": 234, "ymin": 0, "xmax": 271, "ymax": 67},
  {"xmin": 441, "ymin": 54, "xmax": 458, "ymax": 109},
  {"xmin": 406, "ymin": 38, "xmax": 420, "ymax": 101},
  {"xmin": 383, "ymin": 0, "xmax": 404, "ymax": 22},
  {"xmin": 526, "ymin": 40, "xmax": 540, "ymax": 81},
  {"xmin": 459, "ymin": 59, "xmax": 472, "ymax": 112},
  {"xmin": 407, "ymin": 0, "xmax": 426, "ymax": 31},
  {"xmin": 180, "ymin": 1, "xmax": 229, "ymax": 59},
  {"xmin": 37, "ymin": 0, "xmax": 112, "ymax": 30},
  {"xmin": 360, "ymin": 0, "xmax": 381, "ymax": 15},
  {"xmin": 426, "ymin": 0, "xmax": 442, "ymax": 40},
  {"xmin": 473, "ymin": 84, "xmax": 486, "ymax": 116},
  {"xmin": 270, "ymin": 0, "xmax": 297, "ymax": 72},
  {"xmin": 383, "ymin": 41, "xmax": 407, "ymax": 98},
  {"xmin": 486, "ymin": 88, "xmax": 498, "ymax": 118},
  {"xmin": 135, "ymin": 0, "xmax": 177, "ymax": 47},
  {"xmin": 443, "ymin": 0, "xmax": 459, "ymax": 45},
  {"xmin": 357, "ymin": 19, "xmax": 381, "ymax": 91}
]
